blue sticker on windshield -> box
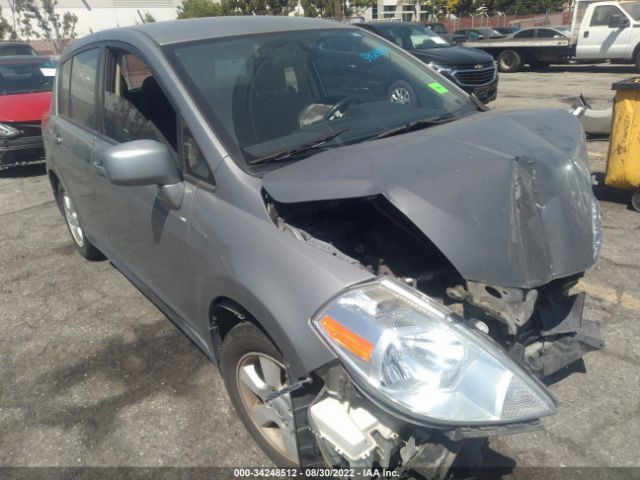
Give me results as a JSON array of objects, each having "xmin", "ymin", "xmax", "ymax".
[{"xmin": 360, "ymin": 46, "xmax": 390, "ymax": 63}]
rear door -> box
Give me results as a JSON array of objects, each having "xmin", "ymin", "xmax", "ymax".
[
  {"xmin": 50, "ymin": 47, "xmax": 104, "ymax": 246},
  {"xmin": 577, "ymin": 4, "xmax": 632, "ymax": 58}
]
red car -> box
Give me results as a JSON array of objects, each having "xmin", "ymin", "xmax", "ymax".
[{"xmin": 0, "ymin": 56, "xmax": 55, "ymax": 170}]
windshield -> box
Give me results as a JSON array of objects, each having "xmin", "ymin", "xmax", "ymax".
[
  {"xmin": 0, "ymin": 58, "xmax": 55, "ymax": 95},
  {"xmin": 165, "ymin": 28, "xmax": 472, "ymax": 166},
  {"xmin": 429, "ymin": 24, "xmax": 447, "ymax": 34},
  {"xmin": 621, "ymin": 2, "xmax": 640, "ymax": 20},
  {"xmin": 377, "ymin": 24, "xmax": 450, "ymax": 49}
]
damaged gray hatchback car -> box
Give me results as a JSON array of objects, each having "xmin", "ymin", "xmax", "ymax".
[{"xmin": 44, "ymin": 16, "xmax": 604, "ymax": 475}]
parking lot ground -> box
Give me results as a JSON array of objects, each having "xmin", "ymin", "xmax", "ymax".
[{"xmin": 1, "ymin": 64, "xmax": 639, "ymax": 474}]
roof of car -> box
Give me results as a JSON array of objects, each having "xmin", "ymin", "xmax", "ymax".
[{"xmin": 95, "ymin": 16, "xmax": 352, "ymax": 47}]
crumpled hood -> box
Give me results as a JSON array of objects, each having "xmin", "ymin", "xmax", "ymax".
[{"xmin": 262, "ymin": 109, "xmax": 599, "ymax": 289}]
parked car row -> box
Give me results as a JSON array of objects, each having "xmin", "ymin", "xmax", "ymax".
[
  {"xmin": 41, "ymin": 16, "xmax": 603, "ymax": 478},
  {"xmin": 0, "ymin": 55, "xmax": 55, "ymax": 170}
]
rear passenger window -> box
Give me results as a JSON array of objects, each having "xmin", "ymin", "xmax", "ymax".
[
  {"xmin": 58, "ymin": 59, "xmax": 71, "ymax": 116},
  {"xmin": 68, "ymin": 48, "xmax": 99, "ymax": 129}
]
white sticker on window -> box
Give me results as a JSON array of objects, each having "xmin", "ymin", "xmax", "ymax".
[
  {"xmin": 433, "ymin": 37, "xmax": 448, "ymax": 44},
  {"xmin": 40, "ymin": 68, "xmax": 56, "ymax": 77}
]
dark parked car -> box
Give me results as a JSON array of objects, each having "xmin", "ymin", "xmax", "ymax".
[
  {"xmin": 44, "ymin": 17, "xmax": 603, "ymax": 475},
  {"xmin": 494, "ymin": 26, "xmax": 520, "ymax": 35},
  {"xmin": 0, "ymin": 42, "xmax": 38, "ymax": 57},
  {"xmin": 0, "ymin": 56, "xmax": 56, "ymax": 170},
  {"xmin": 359, "ymin": 22, "xmax": 498, "ymax": 102},
  {"xmin": 454, "ymin": 27, "xmax": 506, "ymax": 41},
  {"xmin": 423, "ymin": 22, "xmax": 466, "ymax": 44}
]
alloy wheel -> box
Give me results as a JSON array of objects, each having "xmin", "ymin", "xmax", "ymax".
[
  {"xmin": 390, "ymin": 87, "xmax": 411, "ymax": 105},
  {"xmin": 236, "ymin": 352, "xmax": 298, "ymax": 463},
  {"xmin": 61, "ymin": 191, "xmax": 84, "ymax": 248}
]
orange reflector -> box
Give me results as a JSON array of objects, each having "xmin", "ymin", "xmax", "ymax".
[{"xmin": 321, "ymin": 315, "xmax": 374, "ymax": 362}]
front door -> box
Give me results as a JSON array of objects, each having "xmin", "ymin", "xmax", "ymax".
[
  {"xmin": 92, "ymin": 46, "xmax": 198, "ymax": 328},
  {"xmin": 577, "ymin": 4, "xmax": 632, "ymax": 59}
]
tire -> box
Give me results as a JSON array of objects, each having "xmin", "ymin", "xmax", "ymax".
[
  {"xmin": 388, "ymin": 80, "xmax": 417, "ymax": 107},
  {"xmin": 58, "ymin": 185, "xmax": 104, "ymax": 260},
  {"xmin": 631, "ymin": 189, "xmax": 640, "ymax": 212},
  {"xmin": 635, "ymin": 51, "xmax": 640, "ymax": 73},
  {"xmin": 221, "ymin": 322, "xmax": 299, "ymax": 467},
  {"xmin": 497, "ymin": 50, "xmax": 522, "ymax": 73}
]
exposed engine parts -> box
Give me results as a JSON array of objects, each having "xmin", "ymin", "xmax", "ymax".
[{"xmin": 447, "ymin": 281, "xmax": 538, "ymax": 335}]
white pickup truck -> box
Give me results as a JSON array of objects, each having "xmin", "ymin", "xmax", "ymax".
[{"xmin": 466, "ymin": 0, "xmax": 640, "ymax": 72}]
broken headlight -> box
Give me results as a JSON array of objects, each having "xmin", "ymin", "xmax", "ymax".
[{"xmin": 311, "ymin": 279, "xmax": 556, "ymax": 426}]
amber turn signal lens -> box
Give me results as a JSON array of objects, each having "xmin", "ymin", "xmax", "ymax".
[{"xmin": 320, "ymin": 315, "xmax": 374, "ymax": 362}]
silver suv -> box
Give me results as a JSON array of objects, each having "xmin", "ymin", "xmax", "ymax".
[{"xmin": 44, "ymin": 16, "xmax": 603, "ymax": 474}]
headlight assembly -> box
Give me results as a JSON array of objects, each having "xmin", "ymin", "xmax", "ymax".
[
  {"xmin": 0, "ymin": 123, "xmax": 19, "ymax": 139},
  {"xmin": 429, "ymin": 63, "xmax": 453, "ymax": 76},
  {"xmin": 311, "ymin": 279, "xmax": 556, "ymax": 426}
]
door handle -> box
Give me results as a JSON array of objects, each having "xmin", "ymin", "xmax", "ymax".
[
  {"xmin": 94, "ymin": 159, "xmax": 105, "ymax": 176},
  {"xmin": 584, "ymin": 30, "xmax": 589, "ymax": 38}
]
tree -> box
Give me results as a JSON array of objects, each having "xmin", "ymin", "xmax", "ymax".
[
  {"xmin": 177, "ymin": 0, "xmax": 227, "ymax": 17},
  {"xmin": 11, "ymin": 0, "xmax": 77, "ymax": 52},
  {"xmin": 0, "ymin": 7, "xmax": 11, "ymax": 39}
]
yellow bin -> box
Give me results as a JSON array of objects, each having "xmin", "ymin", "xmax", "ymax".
[{"xmin": 605, "ymin": 77, "xmax": 640, "ymax": 211}]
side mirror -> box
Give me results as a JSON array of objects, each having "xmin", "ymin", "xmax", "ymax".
[
  {"xmin": 608, "ymin": 14, "xmax": 630, "ymax": 29},
  {"xmin": 104, "ymin": 139, "xmax": 180, "ymax": 187}
]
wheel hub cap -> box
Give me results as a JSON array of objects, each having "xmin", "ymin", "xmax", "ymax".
[{"xmin": 62, "ymin": 192, "xmax": 84, "ymax": 247}]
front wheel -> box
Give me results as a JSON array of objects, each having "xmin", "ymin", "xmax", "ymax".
[
  {"xmin": 221, "ymin": 322, "xmax": 299, "ymax": 466},
  {"xmin": 634, "ymin": 51, "xmax": 640, "ymax": 73},
  {"xmin": 497, "ymin": 50, "xmax": 522, "ymax": 73},
  {"xmin": 388, "ymin": 80, "xmax": 417, "ymax": 107}
]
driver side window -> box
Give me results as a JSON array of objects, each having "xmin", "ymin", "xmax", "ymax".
[
  {"xmin": 102, "ymin": 48, "xmax": 178, "ymax": 157},
  {"xmin": 590, "ymin": 5, "xmax": 624, "ymax": 26}
]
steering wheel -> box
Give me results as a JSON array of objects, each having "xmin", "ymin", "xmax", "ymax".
[{"xmin": 323, "ymin": 96, "xmax": 364, "ymax": 121}]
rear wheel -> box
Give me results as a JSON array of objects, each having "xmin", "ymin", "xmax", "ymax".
[
  {"xmin": 497, "ymin": 50, "xmax": 522, "ymax": 73},
  {"xmin": 221, "ymin": 322, "xmax": 299, "ymax": 466},
  {"xmin": 58, "ymin": 186, "xmax": 103, "ymax": 260}
]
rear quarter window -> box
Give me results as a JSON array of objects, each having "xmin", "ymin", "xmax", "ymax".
[
  {"xmin": 68, "ymin": 48, "xmax": 100, "ymax": 129},
  {"xmin": 58, "ymin": 59, "xmax": 71, "ymax": 116}
]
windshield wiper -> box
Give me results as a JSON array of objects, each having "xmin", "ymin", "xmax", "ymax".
[
  {"xmin": 370, "ymin": 114, "xmax": 455, "ymax": 141},
  {"xmin": 249, "ymin": 128, "xmax": 348, "ymax": 166}
]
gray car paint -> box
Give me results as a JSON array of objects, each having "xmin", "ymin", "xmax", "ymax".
[
  {"xmin": 45, "ymin": 19, "xmax": 377, "ymax": 378},
  {"xmin": 44, "ymin": 17, "xmax": 597, "ymax": 381},
  {"xmin": 263, "ymin": 109, "xmax": 598, "ymax": 289}
]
